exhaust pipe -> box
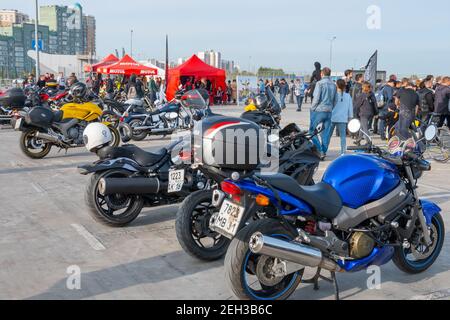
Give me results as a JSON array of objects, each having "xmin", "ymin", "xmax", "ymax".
[
  {"xmin": 35, "ymin": 132, "xmax": 60, "ymax": 144},
  {"xmin": 98, "ymin": 177, "xmax": 166, "ymax": 195},
  {"xmin": 249, "ymin": 232, "xmax": 341, "ymax": 272}
]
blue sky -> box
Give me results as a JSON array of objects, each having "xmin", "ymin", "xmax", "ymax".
[{"xmin": 3, "ymin": 0, "xmax": 450, "ymax": 75}]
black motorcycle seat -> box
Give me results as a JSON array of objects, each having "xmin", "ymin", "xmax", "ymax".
[
  {"xmin": 255, "ymin": 173, "xmax": 342, "ymax": 220},
  {"xmin": 97, "ymin": 144, "xmax": 167, "ymax": 167}
]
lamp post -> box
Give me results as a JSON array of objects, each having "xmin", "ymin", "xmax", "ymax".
[
  {"xmin": 329, "ymin": 36, "xmax": 336, "ymax": 69},
  {"xmin": 130, "ymin": 29, "xmax": 133, "ymax": 57},
  {"xmin": 34, "ymin": 0, "xmax": 40, "ymax": 80}
]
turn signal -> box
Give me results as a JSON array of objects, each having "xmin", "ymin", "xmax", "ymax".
[{"xmin": 255, "ymin": 194, "xmax": 270, "ymax": 206}]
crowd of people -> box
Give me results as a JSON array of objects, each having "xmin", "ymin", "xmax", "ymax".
[{"xmin": 305, "ymin": 64, "xmax": 450, "ymax": 160}]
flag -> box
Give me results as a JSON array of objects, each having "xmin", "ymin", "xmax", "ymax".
[{"xmin": 364, "ymin": 50, "xmax": 377, "ymax": 87}]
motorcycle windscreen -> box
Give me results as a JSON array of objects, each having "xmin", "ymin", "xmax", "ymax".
[{"xmin": 265, "ymin": 88, "xmax": 281, "ymax": 114}]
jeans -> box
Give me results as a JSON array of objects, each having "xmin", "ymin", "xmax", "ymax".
[
  {"xmin": 296, "ymin": 95, "xmax": 303, "ymax": 110},
  {"xmin": 280, "ymin": 94, "xmax": 286, "ymax": 108},
  {"xmin": 438, "ymin": 115, "xmax": 450, "ymax": 129},
  {"xmin": 359, "ymin": 115, "xmax": 371, "ymax": 144},
  {"xmin": 309, "ymin": 111, "xmax": 332, "ymax": 154},
  {"xmin": 378, "ymin": 118, "xmax": 386, "ymax": 140},
  {"xmin": 398, "ymin": 111, "xmax": 414, "ymax": 140},
  {"xmin": 330, "ymin": 122, "xmax": 348, "ymax": 155}
]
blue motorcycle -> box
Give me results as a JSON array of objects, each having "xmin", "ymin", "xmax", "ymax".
[{"xmin": 217, "ymin": 120, "xmax": 444, "ymax": 300}]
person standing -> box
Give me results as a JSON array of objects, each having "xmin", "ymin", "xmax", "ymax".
[
  {"xmin": 417, "ymin": 78, "xmax": 435, "ymax": 123},
  {"xmin": 258, "ymin": 79, "xmax": 265, "ymax": 94},
  {"xmin": 354, "ymin": 82, "xmax": 378, "ymax": 145},
  {"xmin": 309, "ymin": 67, "xmax": 336, "ymax": 160},
  {"xmin": 434, "ymin": 77, "xmax": 450, "ymax": 128},
  {"xmin": 330, "ymin": 79, "xmax": 353, "ymax": 155},
  {"xmin": 148, "ymin": 77, "xmax": 158, "ymax": 105},
  {"xmin": 226, "ymin": 80, "xmax": 232, "ymax": 104},
  {"xmin": 231, "ymin": 80, "xmax": 237, "ymax": 104},
  {"xmin": 105, "ymin": 74, "xmax": 115, "ymax": 99},
  {"xmin": 293, "ymin": 78, "xmax": 305, "ymax": 112},
  {"xmin": 394, "ymin": 81, "xmax": 419, "ymax": 140},
  {"xmin": 309, "ymin": 62, "xmax": 322, "ymax": 100},
  {"xmin": 344, "ymin": 69, "xmax": 354, "ymax": 93},
  {"xmin": 57, "ymin": 72, "xmax": 66, "ymax": 90},
  {"xmin": 278, "ymin": 78, "xmax": 289, "ymax": 109},
  {"xmin": 289, "ymin": 80, "xmax": 295, "ymax": 104}
]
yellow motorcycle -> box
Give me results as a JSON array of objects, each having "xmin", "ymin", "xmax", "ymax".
[{"xmin": 14, "ymin": 98, "xmax": 120, "ymax": 159}]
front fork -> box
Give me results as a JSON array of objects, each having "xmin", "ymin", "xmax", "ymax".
[{"xmin": 405, "ymin": 166, "xmax": 432, "ymax": 246}]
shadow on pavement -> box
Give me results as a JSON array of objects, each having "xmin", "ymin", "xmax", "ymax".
[{"xmin": 27, "ymin": 250, "xmax": 222, "ymax": 300}]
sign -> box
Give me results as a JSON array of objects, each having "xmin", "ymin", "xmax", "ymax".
[
  {"xmin": 236, "ymin": 76, "xmax": 258, "ymax": 106},
  {"xmin": 31, "ymin": 39, "xmax": 43, "ymax": 51}
]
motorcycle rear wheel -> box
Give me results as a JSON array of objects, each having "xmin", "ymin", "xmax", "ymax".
[
  {"xmin": 85, "ymin": 169, "xmax": 144, "ymax": 227},
  {"xmin": 175, "ymin": 190, "xmax": 230, "ymax": 261},
  {"xmin": 225, "ymin": 219, "xmax": 303, "ymax": 300},
  {"xmin": 129, "ymin": 119, "xmax": 147, "ymax": 141},
  {"xmin": 19, "ymin": 130, "xmax": 52, "ymax": 159}
]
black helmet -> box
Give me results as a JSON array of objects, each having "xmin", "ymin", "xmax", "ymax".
[
  {"xmin": 255, "ymin": 94, "xmax": 268, "ymax": 109},
  {"xmin": 69, "ymin": 82, "xmax": 87, "ymax": 99}
]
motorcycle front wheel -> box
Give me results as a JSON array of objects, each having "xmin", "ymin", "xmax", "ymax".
[
  {"xmin": 225, "ymin": 219, "xmax": 303, "ymax": 300},
  {"xmin": 19, "ymin": 130, "xmax": 52, "ymax": 159},
  {"xmin": 85, "ymin": 169, "xmax": 144, "ymax": 227},
  {"xmin": 175, "ymin": 190, "xmax": 230, "ymax": 261},
  {"xmin": 393, "ymin": 213, "xmax": 445, "ymax": 274},
  {"xmin": 107, "ymin": 125, "xmax": 121, "ymax": 147}
]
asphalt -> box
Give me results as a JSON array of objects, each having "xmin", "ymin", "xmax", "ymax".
[{"xmin": 0, "ymin": 102, "xmax": 449, "ymax": 300}]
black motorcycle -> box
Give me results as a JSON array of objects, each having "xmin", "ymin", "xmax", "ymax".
[
  {"xmin": 175, "ymin": 91, "xmax": 321, "ymax": 261},
  {"xmin": 78, "ymin": 89, "xmax": 211, "ymax": 226}
]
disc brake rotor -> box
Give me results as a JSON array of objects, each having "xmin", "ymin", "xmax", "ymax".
[
  {"xmin": 411, "ymin": 224, "xmax": 437, "ymax": 260},
  {"xmin": 255, "ymin": 256, "xmax": 285, "ymax": 286}
]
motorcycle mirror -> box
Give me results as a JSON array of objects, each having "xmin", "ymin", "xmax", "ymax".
[
  {"xmin": 424, "ymin": 125, "xmax": 437, "ymax": 142},
  {"xmin": 348, "ymin": 119, "xmax": 361, "ymax": 134},
  {"xmin": 118, "ymin": 122, "xmax": 132, "ymax": 143}
]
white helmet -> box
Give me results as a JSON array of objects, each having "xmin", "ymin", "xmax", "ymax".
[{"xmin": 83, "ymin": 122, "xmax": 112, "ymax": 152}]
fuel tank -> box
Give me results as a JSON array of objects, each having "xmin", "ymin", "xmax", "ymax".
[
  {"xmin": 322, "ymin": 154, "xmax": 400, "ymax": 209},
  {"xmin": 60, "ymin": 102, "xmax": 103, "ymax": 121}
]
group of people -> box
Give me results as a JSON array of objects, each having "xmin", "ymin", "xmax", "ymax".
[
  {"xmin": 23, "ymin": 72, "xmax": 79, "ymax": 91},
  {"xmin": 306, "ymin": 64, "xmax": 450, "ymax": 160}
]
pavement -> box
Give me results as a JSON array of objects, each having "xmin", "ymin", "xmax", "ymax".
[{"xmin": 0, "ymin": 102, "xmax": 450, "ymax": 300}]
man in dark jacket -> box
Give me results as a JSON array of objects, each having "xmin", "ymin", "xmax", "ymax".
[
  {"xmin": 309, "ymin": 62, "xmax": 322, "ymax": 100},
  {"xmin": 417, "ymin": 78, "xmax": 434, "ymax": 123},
  {"xmin": 434, "ymin": 77, "xmax": 450, "ymax": 128},
  {"xmin": 105, "ymin": 74, "xmax": 114, "ymax": 99},
  {"xmin": 278, "ymin": 79, "xmax": 289, "ymax": 109},
  {"xmin": 395, "ymin": 81, "xmax": 420, "ymax": 140}
]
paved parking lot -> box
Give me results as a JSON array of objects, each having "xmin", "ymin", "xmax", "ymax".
[{"xmin": 1, "ymin": 103, "xmax": 450, "ymax": 300}]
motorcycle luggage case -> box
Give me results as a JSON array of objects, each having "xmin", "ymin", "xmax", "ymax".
[
  {"xmin": 0, "ymin": 88, "xmax": 27, "ymax": 108},
  {"xmin": 194, "ymin": 115, "xmax": 265, "ymax": 171},
  {"xmin": 26, "ymin": 106, "xmax": 54, "ymax": 128}
]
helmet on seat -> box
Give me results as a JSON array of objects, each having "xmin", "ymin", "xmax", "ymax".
[
  {"xmin": 83, "ymin": 122, "xmax": 112, "ymax": 152},
  {"xmin": 69, "ymin": 82, "xmax": 87, "ymax": 99}
]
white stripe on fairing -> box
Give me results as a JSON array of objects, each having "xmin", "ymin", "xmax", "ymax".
[
  {"xmin": 71, "ymin": 223, "xmax": 106, "ymax": 251},
  {"xmin": 206, "ymin": 122, "xmax": 244, "ymax": 139}
]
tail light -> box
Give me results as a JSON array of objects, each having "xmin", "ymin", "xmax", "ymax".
[
  {"xmin": 220, "ymin": 181, "xmax": 242, "ymax": 202},
  {"xmin": 179, "ymin": 150, "xmax": 191, "ymax": 162}
]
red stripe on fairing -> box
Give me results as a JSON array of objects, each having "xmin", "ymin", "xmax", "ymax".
[{"xmin": 205, "ymin": 121, "xmax": 240, "ymax": 137}]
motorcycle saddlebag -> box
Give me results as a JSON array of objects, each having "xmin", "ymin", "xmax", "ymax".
[
  {"xmin": 194, "ymin": 115, "xmax": 266, "ymax": 171},
  {"xmin": 0, "ymin": 88, "xmax": 27, "ymax": 108},
  {"xmin": 26, "ymin": 106, "xmax": 54, "ymax": 128}
]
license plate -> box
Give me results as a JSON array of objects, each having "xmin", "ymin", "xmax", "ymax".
[
  {"xmin": 211, "ymin": 199, "xmax": 245, "ymax": 237},
  {"xmin": 14, "ymin": 118, "xmax": 22, "ymax": 130},
  {"xmin": 167, "ymin": 169, "xmax": 184, "ymax": 193}
]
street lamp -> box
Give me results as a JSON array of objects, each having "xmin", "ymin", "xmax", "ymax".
[
  {"xmin": 329, "ymin": 36, "xmax": 337, "ymax": 69},
  {"xmin": 130, "ymin": 29, "xmax": 133, "ymax": 57},
  {"xmin": 34, "ymin": 0, "xmax": 40, "ymax": 80}
]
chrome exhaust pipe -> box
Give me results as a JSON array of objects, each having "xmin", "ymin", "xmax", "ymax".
[
  {"xmin": 249, "ymin": 232, "xmax": 341, "ymax": 272},
  {"xmin": 35, "ymin": 132, "xmax": 60, "ymax": 144}
]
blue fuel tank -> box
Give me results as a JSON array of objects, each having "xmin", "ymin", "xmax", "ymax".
[{"xmin": 322, "ymin": 154, "xmax": 400, "ymax": 209}]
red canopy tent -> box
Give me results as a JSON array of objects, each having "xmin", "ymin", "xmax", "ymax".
[
  {"xmin": 166, "ymin": 54, "xmax": 226, "ymax": 101},
  {"xmin": 97, "ymin": 54, "xmax": 158, "ymax": 76},
  {"xmin": 89, "ymin": 54, "xmax": 119, "ymax": 73}
]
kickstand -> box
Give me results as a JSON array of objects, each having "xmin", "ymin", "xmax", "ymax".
[{"xmin": 303, "ymin": 267, "xmax": 340, "ymax": 300}]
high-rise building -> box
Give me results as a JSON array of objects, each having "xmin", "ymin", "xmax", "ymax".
[
  {"xmin": 197, "ymin": 50, "xmax": 222, "ymax": 68},
  {"xmin": 39, "ymin": 4, "xmax": 85, "ymax": 55},
  {"xmin": 0, "ymin": 9, "xmax": 29, "ymax": 27},
  {"xmin": 83, "ymin": 15, "xmax": 95, "ymax": 56}
]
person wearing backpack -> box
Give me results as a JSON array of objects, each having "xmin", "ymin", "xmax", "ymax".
[{"xmin": 417, "ymin": 78, "xmax": 435, "ymax": 123}]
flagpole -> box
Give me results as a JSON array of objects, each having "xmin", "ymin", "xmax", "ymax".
[
  {"xmin": 34, "ymin": 0, "xmax": 40, "ymax": 81},
  {"xmin": 165, "ymin": 34, "xmax": 169, "ymax": 94}
]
